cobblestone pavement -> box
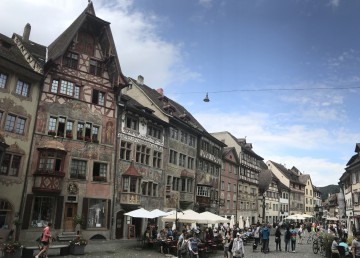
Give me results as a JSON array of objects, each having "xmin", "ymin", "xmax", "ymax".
[{"xmin": 42, "ymin": 235, "xmax": 322, "ymax": 258}]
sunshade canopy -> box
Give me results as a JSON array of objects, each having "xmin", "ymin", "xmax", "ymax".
[{"xmin": 124, "ymin": 208, "xmax": 154, "ymax": 218}]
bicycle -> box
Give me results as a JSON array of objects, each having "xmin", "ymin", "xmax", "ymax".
[
  {"xmin": 312, "ymin": 236, "xmax": 325, "ymax": 256},
  {"xmin": 306, "ymin": 231, "xmax": 316, "ymax": 244}
]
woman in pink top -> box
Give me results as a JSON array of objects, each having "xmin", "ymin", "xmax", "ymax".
[{"xmin": 35, "ymin": 222, "xmax": 52, "ymax": 258}]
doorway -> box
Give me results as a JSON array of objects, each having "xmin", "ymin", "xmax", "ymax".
[
  {"xmin": 115, "ymin": 211, "xmax": 124, "ymax": 239},
  {"xmin": 63, "ymin": 203, "xmax": 77, "ymax": 232}
]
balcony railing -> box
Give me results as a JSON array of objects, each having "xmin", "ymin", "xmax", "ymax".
[{"xmin": 32, "ymin": 170, "xmax": 65, "ymax": 194}]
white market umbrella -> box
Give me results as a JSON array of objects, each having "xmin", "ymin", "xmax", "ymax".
[
  {"xmin": 230, "ymin": 215, "xmax": 235, "ymax": 228},
  {"xmin": 239, "ymin": 216, "xmax": 244, "ymax": 229},
  {"xmin": 150, "ymin": 209, "xmax": 168, "ymax": 218},
  {"xmin": 326, "ymin": 217, "xmax": 339, "ymax": 221},
  {"xmin": 284, "ymin": 214, "xmax": 306, "ymax": 220},
  {"xmin": 245, "ymin": 217, "xmax": 250, "ymax": 228},
  {"xmin": 198, "ymin": 211, "xmax": 230, "ymax": 224},
  {"xmin": 302, "ymin": 214, "xmax": 314, "ymax": 218},
  {"xmin": 162, "ymin": 209, "xmax": 202, "ymax": 223},
  {"xmin": 124, "ymin": 208, "xmax": 154, "ymax": 218}
]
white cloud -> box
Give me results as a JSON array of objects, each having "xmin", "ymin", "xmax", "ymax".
[
  {"xmin": 198, "ymin": 0, "xmax": 213, "ymax": 8},
  {"xmin": 329, "ymin": 0, "xmax": 340, "ymax": 8},
  {"xmin": 195, "ymin": 110, "xmax": 356, "ymax": 187},
  {"xmin": 1, "ymin": 0, "xmax": 198, "ymax": 89}
]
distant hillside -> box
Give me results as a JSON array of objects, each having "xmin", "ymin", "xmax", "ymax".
[{"xmin": 318, "ymin": 184, "xmax": 340, "ymax": 200}]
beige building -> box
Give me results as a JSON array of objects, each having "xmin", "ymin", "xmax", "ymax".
[
  {"xmin": 300, "ymin": 174, "xmax": 315, "ymax": 216},
  {"xmin": 0, "ymin": 28, "xmax": 44, "ymax": 240}
]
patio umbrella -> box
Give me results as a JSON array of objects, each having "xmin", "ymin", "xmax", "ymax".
[
  {"xmin": 149, "ymin": 209, "xmax": 168, "ymax": 218},
  {"xmin": 197, "ymin": 211, "xmax": 230, "ymax": 224},
  {"xmin": 162, "ymin": 209, "xmax": 202, "ymax": 223},
  {"xmin": 124, "ymin": 208, "xmax": 155, "ymax": 218},
  {"xmin": 239, "ymin": 216, "xmax": 244, "ymax": 229},
  {"xmin": 284, "ymin": 214, "xmax": 306, "ymax": 220},
  {"xmin": 230, "ymin": 215, "xmax": 235, "ymax": 228},
  {"xmin": 245, "ymin": 217, "xmax": 250, "ymax": 228}
]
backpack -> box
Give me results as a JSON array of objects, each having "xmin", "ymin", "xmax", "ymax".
[{"xmin": 190, "ymin": 238, "xmax": 198, "ymax": 253}]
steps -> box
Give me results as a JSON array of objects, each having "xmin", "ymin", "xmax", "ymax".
[{"xmin": 57, "ymin": 231, "xmax": 78, "ymax": 242}]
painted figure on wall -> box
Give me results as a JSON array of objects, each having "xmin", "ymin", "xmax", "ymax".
[{"xmin": 105, "ymin": 121, "xmax": 114, "ymax": 144}]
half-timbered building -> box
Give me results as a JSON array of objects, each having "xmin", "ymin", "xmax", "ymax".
[{"xmin": 21, "ymin": 3, "xmax": 127, "ymax": 241}]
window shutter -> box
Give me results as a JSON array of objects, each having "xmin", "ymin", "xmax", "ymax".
[
  {"xmin": 107, "ymin": 199, "xmax": 111, "ymax": 229},
  {"xmin": 22, "ymin": 194, "xmax": 33, "ymax": 229},
  {"xmin": 54, "ymin": 196, "xmax": 64, "ymax": 229},
  {"xmin": 82, "ymin": 198, "xmax": 88, "ymax": 229}
]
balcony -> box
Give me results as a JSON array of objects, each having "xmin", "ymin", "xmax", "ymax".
[
  {"xmin": 120, "ymin": 192, "xmax": 141, "ymax": 206},
  {"xmin": 238, "ymin": 175, "xmax": 258, "ymax": 185},
  {"xmin": 32, "ymin": 170, "xmax": 65, "ymax": 194},
  {"xmin": 180, "ymin": 192, "xmax": 194, "ymax": 203}
]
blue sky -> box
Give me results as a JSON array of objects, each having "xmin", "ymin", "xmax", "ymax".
[{"xmin": 2, "ymin": 0, "xmax": 360, "ymax": 187}]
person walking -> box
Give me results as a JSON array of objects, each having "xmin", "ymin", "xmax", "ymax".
[
  {"xmin": 352, "ymin": 231, "xmax": 360, "ymax": 258},
  {"xmin": 297, "ymin": 225, "xmax": 303, "ymax": 245},
  {"xmin": 253, "ymin": 223, "xmax": 260, "ymax": 251},
  {"xmin": 35, "ymin": 222, "xmax": 52, "ymax": 258},
  {"xmin": 177, "ymin": 229, "xmax": 186, "ymax": 258},
  {"xmin": 275, "ymin": 226, "xmax": 282, "ymax": 251},
  {"xmin": 284, "ymin": 227, "xmax": 291, "ymax": 252},
  {"xmin": 261, "ymin": 224, "xmax": 270, "ymax": 253},
  {"xmin": 290, "ymin": 225, "xmax": 297, "ymax": 253},
  {"xmin": 232, "ymin": 233, "xmax": 245, "ymax": 258}
]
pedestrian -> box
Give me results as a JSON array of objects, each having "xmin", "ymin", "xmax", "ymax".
[
  {"xmin": 284, "ymin": 227, "xmax": 291, "ymax": 252},
  {"xmin": 223, "ymin": 233, "xmax": 231, "ymax": 258},
  {"xmin": 188, "ymin": 232, "xmax": 200, "ymax": 258},
  {"xmin": 352, "ymin": 231, "xmax": 360, "ymax": 258},
  {"xmin": 275, "ymin": 226, "xmax": 282, "ymax": 251},
  {"xmin": 177, "ymin": 229, "xmax": 186, "ymax": 258},
  {"xmin": 232, "ymin": 232, "xmax": 245, "ymax": 258},
  {"xmin": 178, "ymin": 234, "xmax": 190, "ymax": 258},
  {"xmin": 35, "ymin": 222, "xmax": 52, "ymax": 258},
  {"xmin": 261, "ymin": 224, "xmax": 270, "ymax": 253},
  {"xmin": 253, "ymin": 223, "xmax": 260, "ymax": 250},
  {"xmin": 290, "ymin": 225, "xmax": 297, "ymax": 253},
  {"xmin": 297, "ymin": 224, "xmax": 303, "ymax": 244}
]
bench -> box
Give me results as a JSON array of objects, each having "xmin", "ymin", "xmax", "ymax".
[{"xmin": 22, "ymin": 244, "xmax": 69, "ymax": 258}]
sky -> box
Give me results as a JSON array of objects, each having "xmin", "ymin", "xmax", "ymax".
[{"xmin": 2, "ymin": 0, "xmax": 360, "ymax": 187}]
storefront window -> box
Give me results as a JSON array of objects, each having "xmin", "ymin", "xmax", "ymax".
[
  {"xmin": 87, "ymin": 199, "xmax": 107, "ymax": 228},
  {"xmin": 31, "ymin": 196, "xmax": 55, "ymax": 227}
]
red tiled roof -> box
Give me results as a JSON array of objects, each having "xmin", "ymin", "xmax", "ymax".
[{"xmin": 123, "ymin": 161, "xmax": 142, "ymax": 177}]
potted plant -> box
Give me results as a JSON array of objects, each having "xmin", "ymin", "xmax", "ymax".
[
  {"xmin": 73, "ymin": 215, "xmax": 84, "ymax": 231},
  {"xmin": 1, "ymin": 241, "xmax": 22, "ymax": 258},
  {"xmin": 69, "ymin": 236, "xmax": 87, "ymax": 255}
]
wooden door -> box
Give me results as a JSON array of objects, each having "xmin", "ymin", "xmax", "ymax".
[
  {"xmin": 115, "ymin": 211, "xmax": 124, "ymax": 239},
  {"xmin": 63, "ymin": 203, "xmax": 77, "ymax": 232}
]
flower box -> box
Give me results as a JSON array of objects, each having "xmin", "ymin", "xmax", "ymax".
[
  {"xmin": 69, "ymin": 237, "xmax": 87, "ymax": 255},
  {"xmin": 70, "ymin": 245, "xmax": 85, "ymax": 255},
  {"xmin": 1, "ymin": 241, "xmax": 22, "ymax": 258}
]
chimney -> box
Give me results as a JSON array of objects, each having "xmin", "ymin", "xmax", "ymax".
[
  {"xmin": 23, "ymin": 23, "xmax": 31, "ymax": 42},
  {"xmin": 137, "ymin": 75, "xmax": 144, "ymax": 85},
  {"xmin": 157, "ymin": 88, "xmax": 164, "ymax": 96}
]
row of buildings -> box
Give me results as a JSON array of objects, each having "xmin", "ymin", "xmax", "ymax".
[{"xmin": 0, "ymin": 3, "xmax": 324, "ymax": 242}]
